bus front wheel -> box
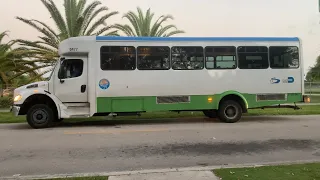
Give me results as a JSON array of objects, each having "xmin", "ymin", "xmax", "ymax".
[
  {"xmin": 218, "ymin": 100, "xmax": 242, "ymax": 123},
  {"xmin": 27, "ymin": 104, "xmax": 54, "ymax": 129}
]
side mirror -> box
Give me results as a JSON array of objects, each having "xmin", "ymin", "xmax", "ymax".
[
  {"xmin": 60, "ymin": 57, "xmax": 65, "ymax": 64},
  {"xmin": 58, "ymin": 57, "xmax": 65, "ymax": 83}
]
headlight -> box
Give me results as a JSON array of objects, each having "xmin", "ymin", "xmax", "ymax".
[{"xmin": 14, "ymin": 95, "xmax": 22, "ymax": 102}]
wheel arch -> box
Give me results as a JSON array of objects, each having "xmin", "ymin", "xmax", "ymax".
[
  {"xmin": 19, "ymin": 93, "xmax": 59, "ymax": 117},
  {"xmin": 216, "ymin": 91, "xmax": 248, "ymax": 113}
]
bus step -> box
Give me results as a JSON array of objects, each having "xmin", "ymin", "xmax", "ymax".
[{"xmin": 110, "ymin": 112, "xmax": 142, "ymax": 117}]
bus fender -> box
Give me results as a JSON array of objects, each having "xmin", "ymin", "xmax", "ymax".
[{"xmin": 215, "ymin": 91, "xmax": 249, "ymax": 110}]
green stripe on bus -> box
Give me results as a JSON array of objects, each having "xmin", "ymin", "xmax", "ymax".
[{"xmin": 96, "ymin": 93, "xmax": 303, "ymax": 113}]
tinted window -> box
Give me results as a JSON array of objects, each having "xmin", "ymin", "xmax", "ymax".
[
  {"xmin": 205, "ymin": 46, "xmax": 236, "ymax": 69},
  {"xmin": 171, "ymin": 46, "xmax": 204, "ymax": 70},
  {"xmin": 137, "ymin": 46, "xmax": 170, "ymax": 70},
  {"xmin": 100, "ymin": 46, "xmax": 136, "ymax": 70},
  {"xmin": 269, "ymin": 46, "xmax": 299, "ymax": 68},
  {"xmin": 58, "ymin": 59, "xmax": 83, "ymax": 79},
  {"xmin": 237, "ymin": 46, "xmax": 269, "ymax": 69}
]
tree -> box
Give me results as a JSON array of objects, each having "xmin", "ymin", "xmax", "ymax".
[
  {"xmin": 14, "ymin": 0, "xmax": 119, "ymax": 76},
  {"xmin": 0, "ymin": 31, "xmax": 40, "ymax": 90},
  {"xmin": 113, "ymin": 7, "xmax": 185, "ymax": 37},
  {"xmin": 306, "ymin": 55, "xmax": 320, "ymax": 81}
]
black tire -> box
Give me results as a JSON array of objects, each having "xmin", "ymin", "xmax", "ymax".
[
  {"xmin": 54, "ymin": 118, "xmax": 64, "ymax": 122},
  {"xmin": 218, "ymin": 100, "xmax": 242, "ymax": 123},
  {"xmin": 27, "ymin": 104, "xmax": 54, "ymax": 129},
  {"xmin": 203, "ymin": 110, "xmax": 217, "ymax": 118}
]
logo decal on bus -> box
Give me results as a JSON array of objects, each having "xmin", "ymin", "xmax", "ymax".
[
  {"xmin": 287, "ymin": 77, "xmax": 294, "ymax": 83},
  {"xmin": 283, "ymin": 77, "xmax": 295, "ymax": 83},
  {"xmin": 99, "ymin": 79, "xmax": 110, "ymax": 90},
  {"xmin": 270, "ymin": 77, "xmax": 280, "ymax": 84}
]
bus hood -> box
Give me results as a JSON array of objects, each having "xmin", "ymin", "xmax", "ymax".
[{"xmin": 14, "ymin": 81, "xmax": 49, "ymax": 94}]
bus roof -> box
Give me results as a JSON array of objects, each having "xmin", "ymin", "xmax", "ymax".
[{"xmin": 95, "ymin": 36, "xmax": 299, "ymax": 42}]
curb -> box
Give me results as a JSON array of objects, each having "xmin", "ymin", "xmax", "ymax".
[{"xmin": 2, "ymin": 159, "xmax": 319, "ymax": 180}]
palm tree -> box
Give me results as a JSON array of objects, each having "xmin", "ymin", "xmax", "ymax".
[
  {"xmin": 14, "ymin": 0, "xmax": 119, "ymax": 76},
  {"xmin": 113, "ymin": 7, "xmax": 185, "ymax": 37},
  {"xmin": 0, "ymin": 31, "xmax": 40, "ymax": 91}
]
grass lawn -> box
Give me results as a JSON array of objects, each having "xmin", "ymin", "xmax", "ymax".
[
  {"xmin": 213, "ymin": 163, "xmax": 320, "ymax": 180},
  {"xmin": 245, "ymin": 105, "xmax": 320, "ymax": 116},
  {"xmin": 0, "ymin": 105, "xmax": 319, "ymax": 124},
  {"xmin": 310, "ymin": 95, "xmax": 320, "ymax": 103},
  {"xmin": 305, "ymin": 88, "xmax": 320, "ymax": 94},
  {"xmin": 42, "ymin": 177, "xmax": 107, "ymax": 180}
]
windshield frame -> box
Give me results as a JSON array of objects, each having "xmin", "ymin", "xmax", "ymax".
[{"xmin": 48, "ymin": 57, "xmax": 64, "ymax": 81}]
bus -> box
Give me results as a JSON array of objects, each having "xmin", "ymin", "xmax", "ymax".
[{"xmin": 11, "ymin": 36, "xmax": 310, "ymax": 129}]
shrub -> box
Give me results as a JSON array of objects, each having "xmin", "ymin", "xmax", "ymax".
[{"xmin": 0, "ymin": 96, "xmax": 13, "ymax": 108}]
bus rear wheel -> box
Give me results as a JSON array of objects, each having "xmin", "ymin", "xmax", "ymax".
[
  {"xmin": 203, "ymin": 110, "xmax": 217, "ymax": 118},
  {"xmin": 218, "ymin": 100, "xmax": 242, "ymax": 123}
]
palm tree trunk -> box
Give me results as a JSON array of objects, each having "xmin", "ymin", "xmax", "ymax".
[{"xmin": 0, "ymin": 72, "xmax": 9, "ymax": 94}]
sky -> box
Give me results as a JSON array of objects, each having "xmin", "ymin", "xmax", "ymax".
[{"xmin": 0, "ymin": 0, "xmax": 320, "ymax": 73}]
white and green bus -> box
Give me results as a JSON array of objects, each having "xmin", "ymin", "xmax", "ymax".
[{"xmin": 12, "ymin": 36, "xmax": 310, "ymax": 128}]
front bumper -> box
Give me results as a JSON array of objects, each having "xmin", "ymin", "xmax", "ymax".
[{"xmin": 11, "ymin": 105, "xmax": 21, "ymax": 116}]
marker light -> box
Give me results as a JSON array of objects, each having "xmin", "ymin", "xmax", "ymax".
[{"xmin": 208, "ymin": 97, "xmax": 213, "ymax": 103}]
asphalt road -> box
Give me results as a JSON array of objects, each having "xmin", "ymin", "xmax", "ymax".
[{"xmin": 1, "ymin": 115, "xmax": 320, "ymax": 177}]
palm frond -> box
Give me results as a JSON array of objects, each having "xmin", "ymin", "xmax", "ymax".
[
  {"xmin": 116, "ymin": 7, "xmax": 185, "ymax": 37},
  {"xmin": 156, "ymin": 24, "xmax": 178, "ymax": 36},
  {"xmin": 122, "ymin": 10, "xmax": 142, "ymax": 36},
  {"xmin": 104, "ymin": 30, "xmax": 119, "ymax": 36},
  {"xmin": 112, "ymin": 24, "xmax": 135, "ymax": 36},
  {"xmin": 0, "ymin": 31, "xmax": 9, "ymax": 42},
  {"xmin": 80, "ymin": 0, "xmax": 103, "ymax": 34},
  {"xmin": 64, "ymin": 0, "xmax": 78, "ymax": 37},
  {"xmin": 15, "ymin": 17, "xmax": 59, "ymax": 49},
  {"xmin": 40, "ymin": 0, "xmax": 68, "ymax": 37},
  {"xmin": 85, "ymin": 11, "xmax": 118, "ymax": 35},
  {"xmin": 13, "ymin": 0, "xmax": 119, "ymax": 81},
  {"xmin": 164, "ymin": 30, "xmax": 185, "ymax": 37}
]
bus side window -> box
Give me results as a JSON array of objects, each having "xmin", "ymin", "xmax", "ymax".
[
  {"xmin": 237, "ymin": 46, "xmax": 268, "ymax": 69},
  {"xmin": 205, "ymin": 46, "xmax": 236, "ymax": 69},
  {"xmin": 100, "ymin": 46, "xmax": 136, "ymax": 70},
  {"xmin": 171, "ymin": 46, "xmax": 204, "ymax": 70},
  {"xmin": 206, "ymin": 56, "xmax": 214, "ymax": 69},
  {"xmin": 137, "ymin": 46, "xmax": 170, "ymax": 70},
  {"xmin": 269, "ymin": 46, "xmax": 299, "ymax": 69}
]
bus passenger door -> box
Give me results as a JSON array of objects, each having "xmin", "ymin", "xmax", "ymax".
[{"xmin": 54, "ymin": 57, "xmax": 88, "ymax": 103}]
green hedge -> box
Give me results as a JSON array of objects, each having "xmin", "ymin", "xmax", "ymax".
[{"xmin": 0, "ymin": 96, "xmax": 13, "ymax": 108}]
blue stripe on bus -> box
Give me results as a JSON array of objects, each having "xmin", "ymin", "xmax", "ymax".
[{"xmin": 96, "ymin": 36, "xmax": 299, "ymax": 42}]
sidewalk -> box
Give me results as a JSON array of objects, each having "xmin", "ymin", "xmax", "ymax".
[
  {"xmin": 3, "ymin": 159, "xmax": 319, "ymax": 180},
  {"xmin": 3, "ymin": 170, "xmax": 220, "ymax": 180},
  {"xmin": 108, "ymin": 171, "xmax": 219, "ymax": 180}
]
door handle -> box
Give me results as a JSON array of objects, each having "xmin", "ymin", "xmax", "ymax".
[{"xmin": 81, "ymin": 85, "xmax": 86, "ymax": 93}]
